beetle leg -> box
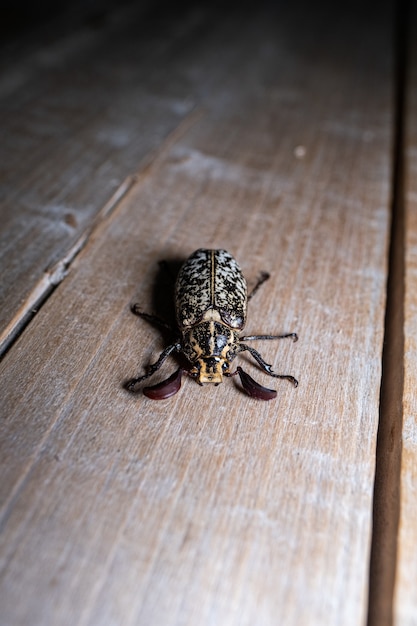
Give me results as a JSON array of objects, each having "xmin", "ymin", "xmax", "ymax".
[
  {"xmin": 238, "ymin": 344, "xmax": 298, "ymax": 387},
  {"xmin": 125, "ymin": 342, "xmax": 181, "ymax": 392},
  {"xmin": 247, "ymin": 271, "xmax": 270, "ymax": 301},
  {"xmin": 240, "ymin": 332, "xmax": 298, "ymax": 342},
  {"xmin": 130, "ymin": 304, "xmax": 173, "ymax": 332}
]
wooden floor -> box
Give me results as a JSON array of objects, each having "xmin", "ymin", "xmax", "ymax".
[{"xmin": 0, "ymin": 1, "xmax": 416, "ymax": 624}]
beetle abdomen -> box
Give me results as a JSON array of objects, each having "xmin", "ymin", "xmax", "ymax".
[{"xmin": 175, "ymin": 249, "xmax": 247, "ymax": 329}]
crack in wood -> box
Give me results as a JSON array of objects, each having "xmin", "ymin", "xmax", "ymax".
[{"xmin": 0, "ymin": 176, "xmax": 136, "ymax": 359}]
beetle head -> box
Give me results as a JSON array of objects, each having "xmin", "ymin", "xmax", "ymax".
[
  {"xmin": 183, "ymin": 322, "xmax": 238, "ymax": 385},
  {"xmin": 196, "ymin": 356, "xmax": 225, "ymax": 384}
]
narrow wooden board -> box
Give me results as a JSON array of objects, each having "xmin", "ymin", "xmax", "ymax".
[
  {"xmin": 393, "ymin": 5, "xmax": 417, "ymax": 624},
  {"xmin": 0, "ymin": 2, "xmax": 393, "ymax": 625},
  {"xmin": 0, "ymin": 1, "xmax": 204, "ymax": 349}
]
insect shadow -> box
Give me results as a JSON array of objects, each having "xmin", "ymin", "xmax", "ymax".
[
  {"xmin": 129, "ymin": 256, "xmax": 188, "ymax": 368},
  {"xmin": 148, "ymin": 256, "xmax": 184, "ymax": 329}
]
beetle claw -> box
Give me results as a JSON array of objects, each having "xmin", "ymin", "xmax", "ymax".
[
  {"xmin": 236, "ymin": 367, "xmax": 277, "ymax": 400},
  {"xmin": 143, "ymin": 368, "xmax": 183, "ymax": 400}
]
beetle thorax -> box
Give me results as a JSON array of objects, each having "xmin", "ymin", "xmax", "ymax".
[{"xmin": 182, "ymin": 318, "xmax": 239, "ymax": 384}]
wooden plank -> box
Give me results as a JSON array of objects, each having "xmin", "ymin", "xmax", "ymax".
[
  {"xmin": 0, "ymin": 2, "xmax": 393, "ymax": 625},
  {"xmin": 393, "ymin": 4, "xmax": 417, "ymax": 623},
  {"xmin": 0, "ymin": 0, "xmax": 204, "ymax": 350}
]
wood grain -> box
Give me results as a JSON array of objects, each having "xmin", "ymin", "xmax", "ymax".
[{"xmin": 0, "ymin": 2, "xmax": 396, "ymax": 625}]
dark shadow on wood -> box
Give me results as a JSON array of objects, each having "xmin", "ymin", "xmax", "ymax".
[
  {"xmin": 150, "ymin": 256, "xmax": 186, "ymax": 329},
  {"xmin": 125, "ymin": 255, "xmax": 189, "ymax": 385}
]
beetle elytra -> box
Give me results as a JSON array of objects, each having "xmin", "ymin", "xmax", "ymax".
[{"xmin": 125, "ymin": 248, "xmax": 298, "ymax": 400}]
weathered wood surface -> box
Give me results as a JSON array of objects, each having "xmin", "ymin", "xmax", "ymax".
[
  {"xmin": 0, "ymin": 1, "xmax": 404, "ymax": 625},
  {"xmin": 393, "ymin": 4, "xmax": 417, "ymax": 624},
  {"xmin": 0, "ymin": 0, "xmax": 201, "ymax": 351}
]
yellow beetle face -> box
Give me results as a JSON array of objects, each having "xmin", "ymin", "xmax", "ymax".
[{"xmin": 197, "ymin": 357, "xmax": 225, "ymax": 384}]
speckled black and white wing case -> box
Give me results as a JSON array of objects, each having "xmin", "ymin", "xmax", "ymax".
[{"xmin": 175, "ymin": 249, "xmax": 247, "ymax": 330}]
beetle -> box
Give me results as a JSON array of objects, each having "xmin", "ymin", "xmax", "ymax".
[{"xmin": 125, "ymin": 248, "xmax": 298, "ymax": 400}]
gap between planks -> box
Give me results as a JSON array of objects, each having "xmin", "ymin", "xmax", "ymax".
[{"xmin": 367, "ymin": 0, "xmax": 409, "ymax": 623}]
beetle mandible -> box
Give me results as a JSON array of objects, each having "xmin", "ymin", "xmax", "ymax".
[{"xmin": 125, "ymin": 248, "xmax": 298, "ymax": 400}]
